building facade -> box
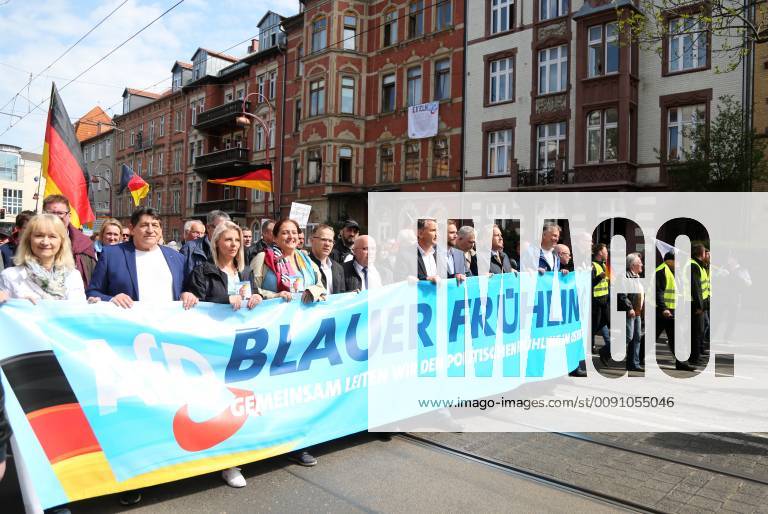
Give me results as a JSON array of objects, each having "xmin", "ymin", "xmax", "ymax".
[
  {"xmin": 0, "ymin": 144, "xmax": 43, "ymax": 234},
  {"xmin": 281, "ymin": 0, "xmax": 464, "ymax": 228},
  {"xmin": 113, "ymin": 84, "xmax": 187, "ymax": 243},
  {"xmin": 76, "ymin": 107, "xmax": 115, "ymax": 226},
  {"xmin": 464, "ymin": 0, "xmax": 745, "ymax": 192}
]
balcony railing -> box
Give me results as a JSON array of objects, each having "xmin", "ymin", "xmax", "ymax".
[
  {"xmin": 134, "ymin": 136, "xmax": 153, "ymax": 151},
  {"xmin": 194, "ymin": 99, "xmax": 250, "ymax": 131},
  {"xmin": 193, "ymin": 198, "xmax": 248, "ymax": 217},
  {"xmin": 512, "ymin": 159, "xmax": 573, "ymax": 188},
  {"xmin": 193, "ymin": 147, "xmax": 250, "ymax": 171}
]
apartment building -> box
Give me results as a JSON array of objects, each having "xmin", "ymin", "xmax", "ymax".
[
  {"xmin": 282, "ymin": 0, "xmax": 464, "ymax": 226},
  {"xmin": 0, "ymin": 144, "xmax": 42, "ymax": 234},
  {"xmin": 464, "ymin": 0, "xmax": 745, "ymax": 192},
  {"xmin": 76, "ymin": 106, "xmax": 115, "ymax": 224}
]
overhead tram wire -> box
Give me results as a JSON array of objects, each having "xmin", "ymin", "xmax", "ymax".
[
  {"xmin": 0, "ymin": 0, "xmax": 186, "ymax": 138},
  {"xmin": 0, "ymin": 0, "xmax": 129, "ymax": 116}
]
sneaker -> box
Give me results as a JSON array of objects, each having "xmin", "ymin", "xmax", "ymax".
[
  {"xmin": 221, "ymin": 467, "xmax": 246, "ymax": 488},
  {"xmin": 118, "ymin": 491, "xmax": 142, "ymax": 506},
  {"xmin": 289, "ymin": 451, "xmax": 317, "ymax": 467}
]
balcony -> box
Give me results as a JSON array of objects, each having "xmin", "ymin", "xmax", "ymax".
[
  {"xmin": 194, "ymin": 99, "xmax": 250, "ymax": 131},
  {"xmin": 511, "ymin": 159, "xmax": 573, "ymax": 189},
  {"xmin": 193, "ymin": 147, "xmax": 251, "ymax": 180},
  {"xmin": 193, "ymin": 198, "xmax": 248, "ymax": 217},
  {"xmin": 134, "ymin": 135, "xmax": 153, "ymax": 151}
]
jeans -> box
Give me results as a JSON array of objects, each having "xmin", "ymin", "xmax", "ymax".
[{"xmin": 626, "ymin": 315, "xmax": 642, "ymax": 369}]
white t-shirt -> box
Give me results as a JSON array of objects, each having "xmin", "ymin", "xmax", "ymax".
[
  {"xmin": 541, "ymin": 248, "xmax": 555, "ymax": 270},
  {"xmin": 135, "ymin": 246, "xmax": 173, "ymax": 302},
  {"xmin": 418, "ymin": 245, "xmax": 437, "ymax": 277}
]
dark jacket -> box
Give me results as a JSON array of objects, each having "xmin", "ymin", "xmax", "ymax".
[
  {"xmin": 245, "ymin": 239, "xmax": 269, "ymax": 265},
  {"xmin": 180, "ymin": 236, "xmax": 213, "ymax": 277},
  {"xmin": 309, "ymin": 252, "xmax": 346, "ymax": 294},
  {"xmin": 185, "ymin": 261, "xmax": 253, "ymax": 303},
  {"xmin": 69, "ymin": 224, "xmax": 97, "ymax": 287},
  {"xmin": 86, "ymin": 241, "xmax": 187, "ymax": 301},
  {"xmin": 0, "ymin": 380, "xmax": 11, "ymax": 462},
  {"xmin": 416, "ymin": 246, "xmax": 436, "ymax": 281},
  {"xmin": 330, "ymin": 239, "xmax": 352, "ymax": 264},
  {"xmin": 489, "ymin": 251, "xmax": 516, "ymax": 274},
  {"xmin": 617, "ymin": 272, "xmax": 643, "ymax": 313},
  {"xmin": 689, "ymin": 258, "xmax": 707, "ymax": 312},
  {"xmin": 0, "ymin": 241, "xmax": 16, "ymax": 269}
]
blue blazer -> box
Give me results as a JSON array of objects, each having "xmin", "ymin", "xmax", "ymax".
[{"xmin": 86, "ymin": 241, "xmax": 187, "ymax": 301}]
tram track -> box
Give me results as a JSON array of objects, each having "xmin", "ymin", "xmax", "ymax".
[
  {"xmin": 556, "ymin": 432, "xmax": 768, "ymax": 488},
  {"xmin": 399, "ymin": 433, "xmax": 665, "ymax": 513}
]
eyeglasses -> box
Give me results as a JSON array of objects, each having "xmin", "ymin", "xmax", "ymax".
[{"xmin": 45, "ymin": 210, "xmax": 70, "ymax": 217}]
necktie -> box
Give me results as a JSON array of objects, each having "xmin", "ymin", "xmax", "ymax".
[{"xmin": 362, "ymin": 267, "xmax": 368, "ymax": 289}]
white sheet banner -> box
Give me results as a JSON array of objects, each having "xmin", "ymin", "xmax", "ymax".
[{"xmin": 408, "ymin": 101, "xmax": 439, "ymax": 139}]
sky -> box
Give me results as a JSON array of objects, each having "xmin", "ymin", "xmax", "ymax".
[{"xmin": 0, "ymin": 0, "xmax": 300, "ymax": 153}]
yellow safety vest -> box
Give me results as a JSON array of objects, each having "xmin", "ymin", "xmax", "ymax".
[
  {"xmin": 592, "ymin": 262, "xmax": 609, "ymax": 298},
  {"xmin": 656, "ymin": 263, "xmax": 676, "ymax": 310},
  {"xmin": 689, "ymin": 259, "xmax": 710, "ymax": 301}
]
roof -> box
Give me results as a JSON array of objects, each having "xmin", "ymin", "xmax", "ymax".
[
  {"xmin": 174, "ymin": 61, "xmax": 192, "ymax": 70},
  {"xmin": 123, "ymin": 88, "xmax": 162, "ymax": 99},
  {"xmin": 74, "ymin": 106, "xmax": 112, "ymax": 142},
  {"xmin": 194, "ymin": 48, "xmax": 238, "ymax": 62},
  {"xmin": 257, "ymin": 10, "xmax": 285, "ymax": 28}
]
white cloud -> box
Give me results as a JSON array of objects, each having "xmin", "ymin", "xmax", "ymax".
[{"xmin": 0, "ymin": 0, "xmax": 299, "ymax": 151}]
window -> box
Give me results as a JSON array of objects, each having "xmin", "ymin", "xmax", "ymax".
[
  {"xmin": 668, "ymin": 17, "xmax": 708, "ymax": 72},
  {"xmin": 408, "ymin": 1, "xmax": 424, "ymax": 39},
  {"xmin": 309, "ymin": 79, "xmax": 325, "ymax": 116},
  {"xmin": 407, "ymin": 66, "xmax": 422, "ymax": 107},
  {"xmin": 189, "ymin": 143, "xmax": 195, "ymax": 166},
  {"xmin": 405, "ymin": 142, "xmax": 420, "ymax": 180},
  {"xmin": 432, "ymin": 137, "xmax": 449, "ymax": 177},
  {"xmin": 257, "ymin": 75, "xmax": 265, "ymax": 99},
  {"xmin": 0, "ymin": 153, "xmax": 19, "ymax": 181},
  {"xmin": 149, "ymin": 120, "xmax": 155, "ymax": 142},
  {"xmin": 341, "ymin": 76, "xmax": 355, "ymax": 114},
  {"xmin": 158, "ymin": 152, "xmax": 164, "ymax": 174},
  {"xmin": 130, "ymin": 129, "xmax": 135, "ymax": 146},
  {"xmin": 586, "ymin": 108, "xmax": 618, "ymax": 163},
  {"xmin": 537, "ymin": 122, "xmax": 567, "ymax": 170},
  {"xmin": 668, "ymin": 104, "xmax": 705, "ymax": 160},
  {"xmin": 436, "ymin": 0, "xmax": 452, "ymax": 31},
  {"xmin": 312, "ymin": 18, "xmax": 327, "ymax": 52},
  {"xmin": 174, "ymin": 147, "xmax": 182, "ymax": 172},
  {"xmin": 538, "ymin": 45, "xmax": 568, "ymax": 94},
  {"xmin": 489, "ymin": 57, "xmax": 514, "ymax": 104},
  {"xmin": 434, "ymin": 58, "xmax": 450, "ymax": 100},
  {"xmin": 343, "ymin": 15, "xmax": 357, "ymax": 50},
  {"xmin": 175, "ymin": 110, "xmax": 182, "ymax": 132},
  {"xmin": 381, "ymin": 73, "xmax": 396, "ymax": 112},
  {"xmin": 105, "ymin": 138, "xmax": 111, "ymax": 157},
  {"xmin": 339, "ymin": 146, "xmax": 352, "ymax": 182},
  {"xmin": 269, "ymin": 71, "xmax": 276, "ymax": 99},
  {"xmin": 383, "ymin": 10, "xmax": 398, "ymax": 47},
  {"xmin": 588, "ymin": 23, "xmax": 619, "ymax": 77},
  {"xmin": 97, "ymin": 142, "xmax": 102, "ymax": 159},
  {"xmin": 159, "ymin": 115, "xmax": 165, "ymax": 136},
  {"xmin": 156, "ymin": 191, "xmax": 162, "ymax": 212},
  {"xmin": 252, "ymin": 188, "xmax": 264, "ymax": 202},
  {"xmin": 292, "ymin": 160, "xmax": 301, "ymax": 191},
  {"xmin": 137, "ymin": 157, "xmax": 143, "ymax": 176},
  {"xmin": 490, "ymin": 0, "xmax": 514, "ymax": 34},
  {"xmin": 307, "ymin": 149, "xmax": 322, "ymax": 183},
  {"xmin": 147, "ymin": 154, "xmax": 153, "ymax": 176},
  {"xmin": 269, "ymin": 120, "xmax": 275, "ymax": 148},
  {"xmin": 225, "ymin": 90, "xmax": 234, "ymax": 102},
  {"xmin": 255, "ymin": 125, "xmax": 265, "ymax": 151},
  {"xmin": 297, "ymin": 45, "xmax": 304, "ymax": 77},
  {"xmin": 294, "ymin": 99, "xmax": 302, "ymax": 131},
  {"xmin": 540, "ymin": 0, "xmax": 568, "ymax": 21},
  {"xmin": 487, "ymin": 129, "xmax": 513, "ymax": 175},
  {"xmin": 2, "ymin": 189, "xmax": 22, "ymax": 216},
  {"xmin": 380, "ymin": 145, "xmax": 394, "ymax": 182}
]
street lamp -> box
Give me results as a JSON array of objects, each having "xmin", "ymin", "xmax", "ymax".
[
  {"xmin": 90, "ymin": 164, "xmax": 113, "ymax": 217},
  {"xmin": 235, "ymin": 92, "xmax": 278, "ymax": 219}
]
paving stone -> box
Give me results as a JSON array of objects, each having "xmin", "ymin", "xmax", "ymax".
[
  {"xmin": 687, "ymin": 495, "xmax": 724, "ymax": 510},
  {"xmin": 722, "ymin": 500, "xmax": 759, "ymax": 513}
]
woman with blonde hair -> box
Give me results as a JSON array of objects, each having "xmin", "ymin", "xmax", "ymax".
[
  {"xmin": 95, "ymin": 218, "xmax": 123, "ymax": 258},
  {"xmin": 0, "ymin": 213, "xmax": 85, "ymax": 302}
]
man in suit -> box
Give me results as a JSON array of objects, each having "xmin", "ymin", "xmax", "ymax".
[
  {"xmin": 87, "ymin": 207, "xmax": 198, "ymax": 309},
  {"xmin": 444, "ymin": 219, "xmax": 467, "ymax": 280},
  {"xmin": 490, "ymin": 224, "xmax": 517, "ymax": 274},
  {"xmin": 309, "ymin": 224, "xmax": 346, "ymax": 294},
  {"xmin": 416, "ymin": 219, "xmax": 439, "ymax": 282},
  {"xmin": 344, "ymin": 235, "xmax": 389, "ymax": 290},
  {"xmin": 456, "ymin": 225, "xmax": 478, "ymax": 276},
  {"xmin": 180, "ymin": 210, "xmax": 230, "ymax": 276}
]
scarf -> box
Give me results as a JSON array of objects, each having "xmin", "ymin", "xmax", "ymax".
[
  {"xmin": 263, "ymin": 247, "xmax": 317, "ymax": 293},
  {"xmin": 25, "ymin": 259, "xmax": 68, "ymax": 300}
]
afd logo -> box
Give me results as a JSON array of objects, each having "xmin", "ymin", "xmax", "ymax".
[{"xmin": 87, "ymin": 333, "xmax": 261, "ymax": 452}]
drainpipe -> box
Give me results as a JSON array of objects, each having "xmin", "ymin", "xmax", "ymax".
[
  {"xmin": 743, "ymin": 0, "xmax": 755, "ymax": 191},
  {"xmin": 459, "ymin": 0, "xmax": 468, "ymax": 192},
  {"xmin": 278, "ymin": 41, "xmax": 288, "ymax": 218}
]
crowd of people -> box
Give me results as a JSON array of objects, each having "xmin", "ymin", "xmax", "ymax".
[{"xmin": 0, "ymin": 197, "xmax": 713, "ymax": 511}]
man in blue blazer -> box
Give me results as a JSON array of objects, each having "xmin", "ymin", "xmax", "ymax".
[{"xmin": 87, "ymin": 207, "xmax": 198, "ymax": 309}]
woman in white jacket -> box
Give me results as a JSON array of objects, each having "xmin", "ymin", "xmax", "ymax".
[{"xmin": 0, "ymin": 213, "xmax": 85, "ymax": 302}]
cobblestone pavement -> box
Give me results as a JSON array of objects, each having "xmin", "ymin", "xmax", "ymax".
[{"xmin": 416, "ymin": 432, "xmax": 768, "ymax": 513}]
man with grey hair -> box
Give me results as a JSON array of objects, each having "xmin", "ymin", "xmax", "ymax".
[
  {"xmin": 618, "ymin": 252, "xmax": 645, "ymax": 372},
  {"xmin": 455, "ymin": 225, "xmax": 478, "ymax": 276},
  {"xmin": 183, "ymin": 220, "xmax": 205, "ymax": 243},
  {"xmin": 180, "ymin": 210, "xmax": 231, "ymax": 275}
]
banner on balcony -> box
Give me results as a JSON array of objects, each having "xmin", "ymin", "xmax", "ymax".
[
  {"xmin": 207, "ymin": 164, "xmax": 272, "ymax": 192},
  {"xmin": 408, "ymin": 101, "xmax": 439, "ymax": 139},
  {"xmin": 0, "ymin": 274, "xmax": 583, "ymax": 509}
]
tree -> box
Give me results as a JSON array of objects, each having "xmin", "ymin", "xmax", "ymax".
[
  {"xmin": 616, "ymin": 0, "xmax": 768, "ymax": 72},
  {"xmin": 667, "ymin": 95, "xmax": 767, "ymax": 190}
]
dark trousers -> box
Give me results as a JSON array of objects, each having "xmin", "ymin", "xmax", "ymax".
[{"xmin": 593, "ymin": 297, "xmax": 610, "ymax": 356}]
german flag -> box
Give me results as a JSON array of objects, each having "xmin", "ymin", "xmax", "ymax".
[
  {"xmin": 118, "ymin": 163, "xmax": 150, "ymax": 206},
  {"xmin": 208, "ymin": 165, "xmax": 272, "ymax": 192},
  {"xmin": 42, "ymin": 83, "xmax": 95, "ymax": 228}
]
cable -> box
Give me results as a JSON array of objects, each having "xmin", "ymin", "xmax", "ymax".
[
  {"xmin": 0, "ymin": 0, "xmax": 186, "ymax": 138},
  {"xmin": 0, "ymin": 0, "xmax": 129, "ymax": 115}
]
